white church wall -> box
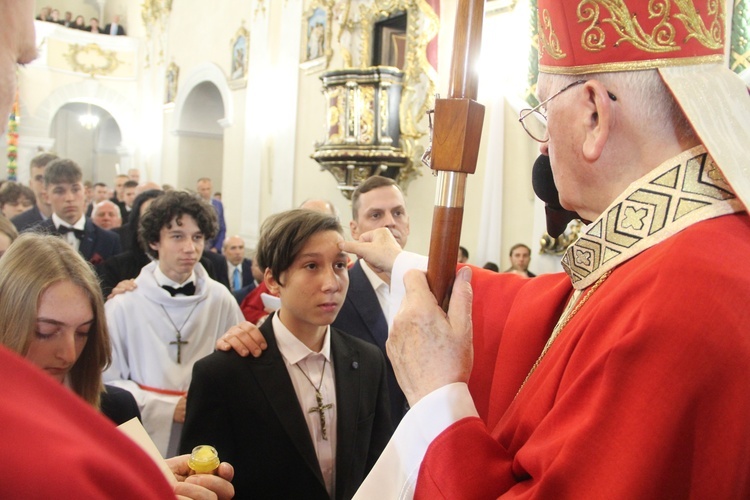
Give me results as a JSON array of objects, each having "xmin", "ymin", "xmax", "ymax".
[{"xmin": 17, "ymin": 1, "xmax": 550, "ymax": 266}]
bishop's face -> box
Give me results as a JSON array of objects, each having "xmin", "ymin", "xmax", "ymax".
[{"xmin": 537, "ymin": 74, "xmax": 589, "ymax": 218}]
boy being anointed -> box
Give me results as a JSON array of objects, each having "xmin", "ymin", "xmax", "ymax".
[{"xmin": 180, "ymin": 209, "xmax": 392, "ymax": 499}]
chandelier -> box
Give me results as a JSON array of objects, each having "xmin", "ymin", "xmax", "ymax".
[{"xmin": 78, "ymin": 103, "xmax": 100, "ymax": 130}]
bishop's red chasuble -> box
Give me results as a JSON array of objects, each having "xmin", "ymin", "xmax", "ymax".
[{"xmin": 417, "ymin": 148, "xmax": 750, "ymax": 498}]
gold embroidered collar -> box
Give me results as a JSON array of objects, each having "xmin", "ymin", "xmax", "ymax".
[{"xmin": 562, "ymin": 146, "xmax": 744, "ymax": 289}]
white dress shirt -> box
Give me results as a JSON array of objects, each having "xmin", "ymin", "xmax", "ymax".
[
  {"xmin": 52, "ymin": 213, "xmax": 86, "ymax": 252},
  {"xmin": 359, "ymin": 258, "xmax": 389, "ymax": 319},
  {"xmin": 273, "ymin": 313, "xmax": 337, "ymax": 497},
  {"xmin": 354, "ymin": 251, "xmax": 479, "ymax": 499}
]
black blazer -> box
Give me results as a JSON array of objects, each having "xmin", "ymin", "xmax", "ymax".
[
  {"xmin": 180, "ymin": 316, "xmax": 392, "ymax": 500},
  {"xmin": 239, "ymin": 258, "xmax": 254, "ymax": 287},
  {"xmin": 332, "ymin": 260, "xmax": 408, "ymax": 426},
  {"xmin": 229, "ymin": 259, "xmax": 256, "ymax": 303},
  {"xmin": 109, "ymin": 196, "xmax": 127, "ymax": 220},
  {"xmin": 97, "ymin": 251, "xmax": 229, "ymax": 298},
  {"xmin": 11, "ymin": 206, "xmax": 44, "ymax": 232},
  {"xmin": 104, "ymin": 24, "xmax": 126, "ymax": 35},
  {"xmin": 100, "ymin": 384, "xmax": 140, "ymax": 425},
  {"xmin": 227, "ymin": 258, "xmax": 254, "ymax": 288},
  {"xmin": 201, "ymin": 250, "xmax": 229, "ymax": 288},
  {"xmin": 36, "ymin": 218, "xmax": 121, "ymax": 265}
]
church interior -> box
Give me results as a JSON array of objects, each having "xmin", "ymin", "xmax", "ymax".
[{"xmin": 11, "ymin": 0, "xmax": 749, "ymax": 271}]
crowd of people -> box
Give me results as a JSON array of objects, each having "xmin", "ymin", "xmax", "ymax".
[
  {"xmin": 36, "ymin": 5, "xmax": 125, "ymax": 35},
  {"xmin": 3, "ymin": 0, "xmax": 750, "ymax": 498}
]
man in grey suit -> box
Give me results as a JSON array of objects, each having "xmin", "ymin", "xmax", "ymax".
[{"xmin": 332, "ymin": 176, "xmax": 410, "ymax": 426}]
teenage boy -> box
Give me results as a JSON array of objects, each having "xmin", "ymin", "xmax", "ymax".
[
  {"xmin": 11, "ymin": 152, "xmax": 57, "ymax": 232},
  {"xmin": 122, "ymin": 179, "xmax": 138, "ymax": 213},
  {"xmin": 180, "ymin": 209, "xmax": 392, "ymax": 499},
  {"xmin": 104, "ymin": 190, "xmax": 243, "ymax": 457},
  {"xmin": 36, "ymin": 158, "xmax": 121, "ymax": 265}
]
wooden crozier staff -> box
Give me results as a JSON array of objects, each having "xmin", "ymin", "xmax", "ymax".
[{"xmin": 427, "ymin": 0, "xmax": 485, "ymax": 310}]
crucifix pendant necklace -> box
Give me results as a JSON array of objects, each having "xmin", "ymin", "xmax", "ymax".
[
  {"xmin": 161, "ymin": 303, "xmax": 199, "ymax": 364},
  {"xmin": 296, "ymin": 359, "xmax": 333, "ymax": 440}
]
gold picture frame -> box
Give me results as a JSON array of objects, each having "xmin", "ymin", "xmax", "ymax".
[
  {"xmin": 164, "ymin": 62, "xmax": 179, "ymax": 105},
  {"xmin": 230, "ymin": 23, "xmax": 249, "ymax": 83},
  {"xmin": 300, "ymin": 0, "xmax": 333, "ymax": 70}
]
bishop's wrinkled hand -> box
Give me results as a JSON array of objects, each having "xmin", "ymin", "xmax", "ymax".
[
  {"xmin": 340, "ymin": 227, "xmax": 402, "ymax": 276},
  {"xmin": 387, "ymin": 266, "xmax": 474, "ymax": 406}
]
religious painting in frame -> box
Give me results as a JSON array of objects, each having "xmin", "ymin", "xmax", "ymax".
[
  {"xmin": 372, "ymin": 12, "xmax": 407, "ymax": 70},
  {"xmin": 300, "ymin": 0, "xmax": 333, "ymax": 71},
  {"xmin": 230, "ymin": 23, "xmax": 249, "ymax": 85},
  {"xmin": 164, "ymin": 62, "xmax": 179, "ymax": 105}
]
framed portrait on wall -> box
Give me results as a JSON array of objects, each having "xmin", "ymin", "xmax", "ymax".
[
  {"xmin": 164, "ymin": 62, "xmax": 179, "ymax": 105},
  {"xmin": 230, "ymin": 23, "xmax": 249, "ymax": 85},
  {"xmin": 300, "ymin": 0, "xmax": 332, "ymax": 70}
]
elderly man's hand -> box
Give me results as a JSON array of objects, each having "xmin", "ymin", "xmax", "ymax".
[
  {"xmin": 387, "ymin": 266, "xmax": 474, "ymax": 406},
  {"xmin": 340, "ymin": 227, "xmax": 402, "ymax": 276},
  {"xmin": 215, "ymin": 321, "xmax": 267, "ymax": 357}
]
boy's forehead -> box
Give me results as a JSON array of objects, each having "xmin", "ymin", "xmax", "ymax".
[
  {"xmin": 296, "ymin": 230, "xmax": 344, "ymax": 254},
  {"xmin": 49, "ymin": 180, "xmax": 82, "ymax": 188},
  {"xmin": 163, "ymin": 214, "xmax": 200, "ymax": 230}
]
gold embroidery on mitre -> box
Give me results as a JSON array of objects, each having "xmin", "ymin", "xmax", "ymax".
[
  {"xmin": 539, "ymin": 54, "xmax": 723, "ymax": 74},
  {"xmin": 672, "ymin": 0, "xmax": 724, "ymax": 50},
  {"xmin": 578, "ymin": 0, "xmax": 678, "ymax": 53},
  {"xmin": 539, "ymin": 9, "xmax": 567, "ymax": 60},
  {"xmin": 561, "ymin": 147, "xmax": 744, "ymax": 289},
  {"xmin": 575, "ymin": 0, "xmax": 724, "ymax": 54}
]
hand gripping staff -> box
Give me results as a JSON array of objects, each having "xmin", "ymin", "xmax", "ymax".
[{"xmin": 426, "ymin": 0, "xmax": 485, "ymax": 310}]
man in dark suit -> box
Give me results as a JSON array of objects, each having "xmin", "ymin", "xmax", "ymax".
[
  {"xmin": 201, "ymin": 248, "xmax": 230, "ymax": 288},
  {"xmin": 11, "ymin": 152, "xmax": 57, "ymax": 232},
  {"xmin": 223, "ymin": 235, "xmax": 255, "ymax": 301},
  {"xmin": 36, "ymin": 159, "xmax": 121, "ymax": 266},
  {"xmin": 110, "ymin": 174, "xmax": 129, "ymax": 217},
  {"xmin": 181, "ymin": 209, "xmax": 391, "ymax": 499},
  {"xmin": 197, "ymin": 177, "xmax": 226, "ymax": 253},
  {"xmin": 61, "ymin": 11, "xmax": 73, "ymax": 28},
  {"xmin": 104, "ymin": 15, "xmax": 126, "ymax": 36},
  {"xmin": 332, "ymin": 175, "xmax": 410, "ymax": 427},
  {"xmin": 87, "ymin": 17, "xmax": 103, "ymax": 34}
]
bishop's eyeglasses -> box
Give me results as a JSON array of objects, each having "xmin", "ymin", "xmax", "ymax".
[{"xmin": 518, "ymin": 80, "xmax": 617, "ymax": 143}]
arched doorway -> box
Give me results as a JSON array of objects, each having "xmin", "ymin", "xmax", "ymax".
[
  {"xmin": 49, "ymin": 102, "xmax": 122, "ymax": 184},
  {"xmin": 175, "ymin": 82, "xmax": 225, "ymax": 191}
]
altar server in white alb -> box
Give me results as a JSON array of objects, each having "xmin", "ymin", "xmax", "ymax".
[{"xmin": 104, "ymin": 190, "xmax": 243, "ymax": 456}]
